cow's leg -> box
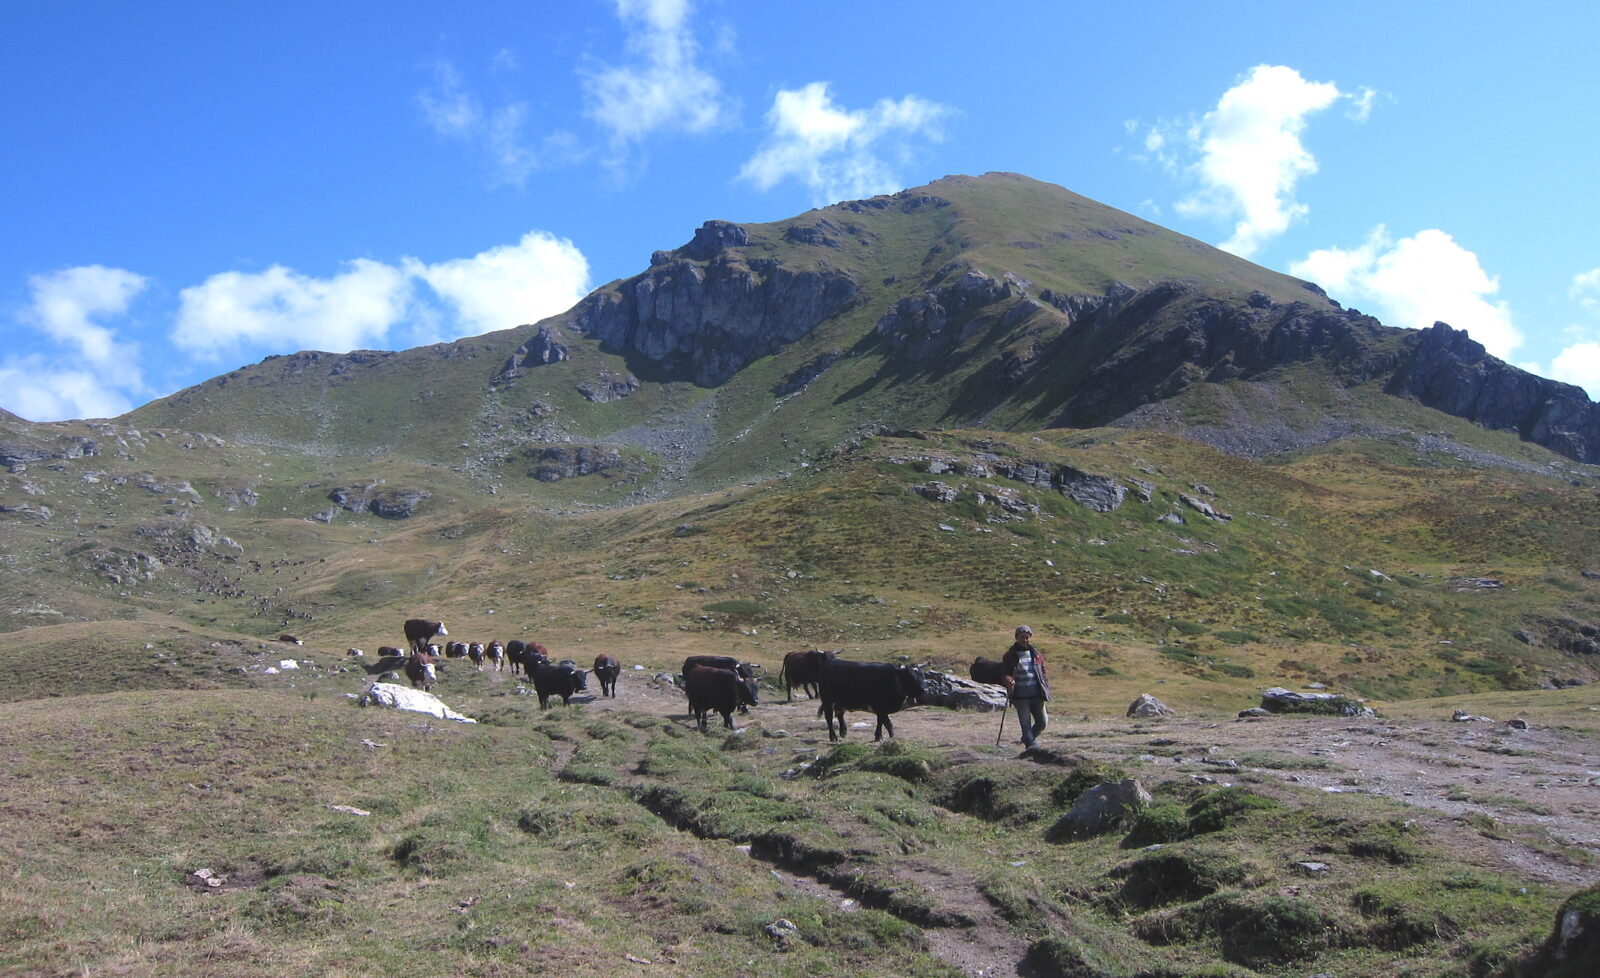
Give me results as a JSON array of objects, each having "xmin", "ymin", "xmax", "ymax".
[
  {"xmin": 875, "ymin": 713, "xmax": 894, "ymax": 741},
  {"xmin": 723, "ymin": 710, "xmax": 736, "ymax": 730}
]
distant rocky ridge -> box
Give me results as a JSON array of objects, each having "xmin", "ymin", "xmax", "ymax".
[{"xmin": 575, "ymin": 221, "xmax": 860, "ymax": 385}]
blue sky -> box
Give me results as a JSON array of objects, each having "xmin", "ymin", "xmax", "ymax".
[{"xmin": 4, "ymin": 0, "xmax": 1598, "ymax": 421}]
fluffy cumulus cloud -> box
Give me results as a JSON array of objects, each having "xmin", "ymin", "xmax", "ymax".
[
  {"xmin": 1291, "ymin": 226, "xmax": 1522, "ymax": 358},
  {"xmin": 0, "ymin": 265, "xmax": 151, "ymax": 420},
  {"xmin": 0, "ymin": 356, "xmax": 139, "ymax": 421},
  {"xmin": 24, "ymin": 265, "xmax": 147, "ymax": 367},
  {"xmin": 584, "ymin": 0, "xmax": 733, "ymax": 145},
  {"xmin": 405, "ymin": 231, "xmax": 591, "ymax": 337},
  {"xmin": 172, "ymin": 260, "xmax": 414, "ymax": 359},
  {"xmin": 1174, "ymin": 65, "xmax": 1346, "ymax": 258},
  {"xmin": 1542, "ymin": 268, "xmax": 1600, "ymax": 398},
  {"xmin": 739, "ymin": 82, "xmax": 951, "ymax": 205},
  {"xmin": 1548, "ymin": 342, "xmax": 1600, "ymax": 398},
  {"xmin": 171, "ymin": 233, "xmax": 590, "ymax": 359}
]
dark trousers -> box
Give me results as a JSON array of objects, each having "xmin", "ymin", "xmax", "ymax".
[{"xmin": 1015, "ymin": 696, "xmax": 1047, "ymax": 746}]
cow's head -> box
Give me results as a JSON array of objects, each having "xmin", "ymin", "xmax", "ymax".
[
  {"xmin": 738, "ymin": 676, "xmax": 760, "ymax": 707},
  {"xmin": 896, "ymin": 666, "xmax": 927, "ymax": 704},
  {"xmin": 437, "ymin": 622, "xmax": 448, "ymax": 636}
]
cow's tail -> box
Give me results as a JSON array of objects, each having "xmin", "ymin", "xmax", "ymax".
[{"xmin": 779, "ymin": 659, "xmax": 792, "ymax": 701}]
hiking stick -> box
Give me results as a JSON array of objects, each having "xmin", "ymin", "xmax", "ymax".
[{"xmin": 995, "ymin": 700, "xmax": 1009, "ymax": 747}]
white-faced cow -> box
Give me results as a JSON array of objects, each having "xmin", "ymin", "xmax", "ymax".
[
  {"xmin": 780, "ymin": 648, "xmax": 835, "ymax": 701},
  {"xmin": 531, "ymin": 661, "xmax": 588, "ymax": 708},
  {"xmin": 467, "ymin": 642, "xmax": 485, "ymax": 670},
  {"xmin": 685, "ymin": 666, "xmax": 759, "ymax": 732},
  {"xmin": 817, "ymin": 659, "xmax": 925, "ymax": 742},
  {"xmin": 593, "ymin": 654, "xmax": 621, "ymax": 697},
  {"xmin": 404, "ymin": 619, "xmax": 448, "ymax": 656},
  {"xmin": 486, "ymin": 641, "xmax": 505, "ymax": 672},
  {"xmin": 404, "ymin": 652, "xmax": 438, "ymax": 692}
]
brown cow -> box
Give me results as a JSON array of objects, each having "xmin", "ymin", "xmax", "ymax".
[{"xmin": 780, "ymin": 648, "xmax": 835, "ymax": 701}]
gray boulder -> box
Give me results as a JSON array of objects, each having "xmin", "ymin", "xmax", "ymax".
[
  {"xmin": 918, "ymin": 672, "xmax": 1008, "ymax": 711},
  {"xmin": 1260, "ymin": 687, "xmax": 1372, "ymax": 717},
  {"xmin": 1047, "ymin": 779, "xmax": 1152, "ymax": 841},
  {"xmin": 1127, "ymin": 693, "xmax": 1175, "ymax": 718}
]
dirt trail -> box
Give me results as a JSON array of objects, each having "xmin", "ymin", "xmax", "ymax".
[{"xmin": 549, "ymin": 673, "xmax": 1600, "ymax": 976}]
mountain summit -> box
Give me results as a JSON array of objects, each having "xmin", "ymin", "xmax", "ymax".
[{"xmin": 125, "ymin": 173, "xmax": 1597, "ymax": 481}]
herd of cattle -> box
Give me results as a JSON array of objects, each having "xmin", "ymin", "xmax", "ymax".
[{"xmin": 384, "ymin": 619, "xmax": 935, "ymax": 742}]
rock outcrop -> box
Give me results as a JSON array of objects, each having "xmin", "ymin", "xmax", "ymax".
[
  {"xmin": 576, "ymin": 221, "xmax": 860, "ymax": 386},
  {"xmin": 994, "ymin": 459, "xmax": 1128, "ymax": 512},
  {"xmin": 1386, "ymin": 322, "xmax": 1600, "ymax": 463},
  {"xmin": 492, "ymin": 324, "xmax": 570, "ymax": 385},
  {"xmin": 328, "ymin": 483, "xmax": 429, "ymax": 519},
  {"xmin": 525, "ymin": 444, "xmax": 642, "ymax": 482}
]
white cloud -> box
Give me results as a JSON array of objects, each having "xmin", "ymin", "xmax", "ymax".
[
  {"xmin": 1175, "ymin": 65, "xmax": 1345, "ymax": 258},
  {"xmin": 24, "ymin": 264, "xmax": 147, "ymax": 367},
  {"xmin": 1, "ymin": 265, "xmax": 150, "ymax": 421},
  {"xmin": 172, "ymin": 259, "xmax": 414, "ymax": 359},
  {"xmin": 0, "ymin": 356, "xmax": 138, "ymax": 421},
  {"xmin": 406, "ymin": 231, "xmax": 591, "ymax": 336},
  {"xmin": 1571, "ymin": 267, "xmax": 1600, "ymax": 314},
  {"xmin": 171, "ymin": 233, "xmax": 591, "ymax": 359},
  {"xmin": 1547, "ymin": 342, "xmax": 1600, "ymax": 399},
  {"xmin": 418, "ymin": 59, "xmax": 540, "ymax": 187},
  {"xmin": 418, "ymin": 61, "xmax": 481, "ymax": 138},
  {"xmin": 738, "ymin": 82, "xmax": 951, "ymax": 205},
  {"xmin": 1291, "ymin": 225, "xmax": 1523, "ymax": 358},
  {"xmin": 585, "ymin": 0, "xmax": 733, "ymax": 146}
]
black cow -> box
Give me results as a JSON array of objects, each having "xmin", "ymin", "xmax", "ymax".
[
  {"xmin": 682, "ymin": 655, "xmax": 758, "ymax": 712},
  {"xmin": 682, "ymin": 654, "xmax": 756, "ymax": 679},
  {"xmin": 779, "ymin": 648, "xmax": 834, "ymax": 701},
  {"xmin": 531, "ymin": 661, "xmax": 588, "ymax": 708},
  {"xmin": 818, "ymin": 659, "xmax": 925, "ymax": 742},
  {"xmin": 377, "ymin": 645, "xmax": 403, "ymax": 658},
  {"xmin": 403, "ymin": 618, "xmax": 448, "ymax": 655},
  {"xmin": 509, "ymin": 640, "xmax": 550, "ymax": 676},
  {"xmin": 969, "ymin": 656, "xmax": 1006, "ymax": 686},
  {"xmin": 593, "ymin": 654, "xmax": 621, "ymax": 698},
  {"xmin": 684, "ymin": 666, "xmax": 759, "ymax": 732}
]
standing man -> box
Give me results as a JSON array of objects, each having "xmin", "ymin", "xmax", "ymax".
[{"xmin": 1002, "ymin": 625, "xmax": 1051, "ymax": 749}]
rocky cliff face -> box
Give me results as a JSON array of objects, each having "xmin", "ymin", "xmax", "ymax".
[
  {"xmin": 1387, "ymin": 323, "xmax": 1600, "ymax": 463},
  {"xmin": 877, "ymin": 270, "xmax": 1598, "ymax": 463},
  {"xmin": 575, "ymin": 221, "xmax": 860, "ymax": 386}
]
